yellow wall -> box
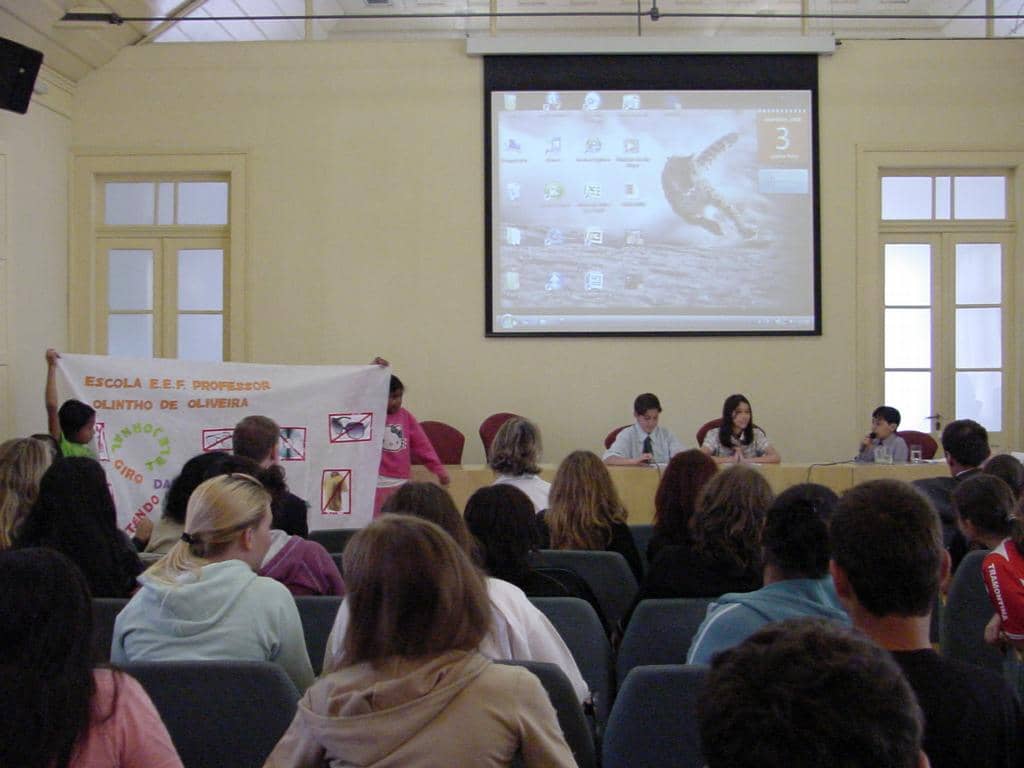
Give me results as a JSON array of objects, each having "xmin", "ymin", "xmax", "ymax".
[
  {"xmin": 0, "ymin": 66, "xmax": 74, "ymax": 439},
  {"xmin": 49, "ymin": 38, "xmax": 1023, "ymax": 463}
]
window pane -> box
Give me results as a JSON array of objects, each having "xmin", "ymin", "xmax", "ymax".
[
  {"xmin": 108, "ymin": 314, "xmax": 153, "ymax": 358},
  {"xmin": 881, "ymin": 177, "xmax": 932, "ymax": 220},
  {"xmin": 157, "ymin": 182, "xmax": 174, "ymax": 225},
  {"xmin": 954, "ymin": 177, "xmax": 1006, "ymax": 220},
  {"xmin": 956, "ymin": 308, "xmax": 1001, "ymax": 368},
  {"xmin": 178, "ymin": 182, "xmax": 228, "ymax": 225},
  {"xmin": 956, "ymin": 243, "xmax": 1001, "ymax": 304},
  {"xmin": 956, "ymin": 371, "xmax": 1001, "ymax": 432},
  {"xmin": 107, "ymin": 250, "xmax": 153, "ymax": 311},
  {"xmin": 178, "ymin": 249, "xmax": 224, "ymax": 310},
  {"xmin": 935, "ymin": 176, "xmax": 951, "ymax": 220},
  {"xmin": 885, "ymin": 371, "xmax": 932, "ymax": 433},
  {"xmin": 885, "ymin": 308, "xmax": 931, "ymax": 368},
  {"xmin": 104, "ymin": 183, "xmax": 154, "ymax": 226},
  {"xmin": 884, "ymin": 244, "xmax": 931, "ymax": 306},
  {"xmin": 178, "ymin": 315, "xmax": 223, "ymax": 361}
]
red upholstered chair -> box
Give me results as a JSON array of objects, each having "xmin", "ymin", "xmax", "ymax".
[
  {"xmin": 479, "ymin": 412, "xmax": 520, "ymax": 461},
  {"xmin": 604, "ymin": 425, "xmax": 630, "ymax": 449},
  {"xmin": 417, "ymin": 420, "xmax": 465, "ymax": 465},
  {"xmin": 695, "ymin": 418, "xmax": 723, "ymax": 447},
  {"xmin": 897, "ymin": 430, "xmax": 939, "ymax": 460}
]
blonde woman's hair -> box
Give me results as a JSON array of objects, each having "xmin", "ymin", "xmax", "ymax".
[
  {"xmin": 488, "ymin": 417, "xmax": 542, "ymax": 476},
  {"xmin": 548, "ymin": 450, "xmax": 628, "ymax": 550},
  {"xmin": 0, "ymin": 438, "xmax": 52, "ymax": 548},
  {"xmin": 146, "ymin": 473, "xmax": 270, "ymax": 584}
]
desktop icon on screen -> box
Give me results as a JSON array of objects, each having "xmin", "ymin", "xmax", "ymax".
[
  {"xmin": 623, "ymin": 137, "xmax": 640, "ymax": 154},
  {"xmin": 544, "ymin": 92, "xmax": 563, "ymax": 111},
  {"xmin": 585, "ymin": 271, "xmax": 605, "ymax": 290},
  {"xmin": 503, "ymin": 94, "xmax": 517, "ymax": 111},
  {"xmin": 506, "ymin": 182, "xmax": 521, "ymax": 201},
  {"xmin": 584, "ymin": 183, "xmax": 602, "ymax": 200},
  {"xmin": 585, "ymin": 137, "xmax": 602, "ymax": 153},
  {"xmin": 546, "ymin": 137, "xmax": 562, "ymax": 155},
  {"xmin": 585, "ymin": 227, "xmax": 604, "ymax": 246},
  {"xmin": 544, "ymin": 182, "xmax": 564, "ymax": 201},
  {"xmin": 544, "ymin": 228, "xmax": 565, "ymax": 247},
  {"xmin": 545, "ymin": 272, "xmax": 564, "ymax": 291},
  {"xmin": 505, "ymin": 226, "xmax": 521, "ymax": 246},
  {"xmin": 622, "ymin": 94, "xmax": 640, "ymax": 110},
  {"xmin": 582, "ymin": 92, "xmax": 602, "ymax": 111}
]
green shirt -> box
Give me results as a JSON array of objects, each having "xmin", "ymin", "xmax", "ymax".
[{"xmin": 60, "ymin": 432, "xmax": 96, "ymax": 458}]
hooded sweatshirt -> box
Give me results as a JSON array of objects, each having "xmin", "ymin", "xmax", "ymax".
[
  {"xmin": 260, "ymin": 529, "xmax": 345, "ymax": 597},
  {"xmin": 111, "ymin": 558, "xmax": 314, "ymax": 691},
  {"xmin": 263, "ymin": 650, "xmax": 577, "ymax": 768},
  {"xmin": 686, "ymin": 577, "xmax": 850, "ymax": 665},
  {"xmin": 324, "ymin": 577, "xmax": 589, "ymax": 703}
]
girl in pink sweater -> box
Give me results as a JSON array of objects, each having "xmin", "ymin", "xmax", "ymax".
[{"xmin": 375, "ymin": 375, "xmax": 449, "ymax": 516}]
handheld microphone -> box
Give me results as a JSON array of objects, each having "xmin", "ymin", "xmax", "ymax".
[{"xmin": 868, "ymin": 432, "xmax": 877, "ymax": 439}]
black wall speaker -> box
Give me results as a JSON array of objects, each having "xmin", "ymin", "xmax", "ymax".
[{"xmin": 0, "ymin": 37, "xmax": 44, "ymax": 115}]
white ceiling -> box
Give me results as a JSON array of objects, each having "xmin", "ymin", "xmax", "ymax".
[{"xmin": 1, "ymin": 0, "xmax": 1022, "ymax": 82}]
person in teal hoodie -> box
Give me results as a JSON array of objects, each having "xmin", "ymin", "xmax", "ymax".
[{"xmin": 687, "ymin": 483, "xmax": 849, "ymax": 665}]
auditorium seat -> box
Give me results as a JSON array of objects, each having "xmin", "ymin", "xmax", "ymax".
[
  {"xmin": 124, "ymin": 660, "xmax": 300, "ymax": 768},
  {"xmin": 897, "ymin": 429, "xmax": 939, "ymax": 460},
  {"xmin": 695, "ymin": 418, "xmax": 723, "ymax": 447},
  {"xmin": 941, "ymin": 549, "xmax": 1004, "ymax": 675},
  {"xmin": 478, "ymin": 412, "xmax": 520, "ymax": 460},
  {"xmin": 498, "ymin": 660, "xmax": 597, "ymax": 768},
  {"xmin": 603, "ymin": 425, "xmax": 629, "ymax": 449},
  {"xmin": 616, "ymin": 597, "xmax": 713, "ymax": 687},
  {"xmin": 530, "ymin": 596, "xmax": 614, "ymax": 726},
  {"xmin": 417, "ymin": 419, "xmax": 465, "ymax": 464},
  {"xmin": 537, "ymin": 550, "xmax": 639, "ymax": 631},
  {"xmin": 294, "ymin": 595, "xmax": 343, "ymax": 676},
  {"xmin": 308, "ymin": 528, "xmax": 358, "ymax": 554},
  {"xmin": 603, "ymin": 665, "xmax": 707, "ymax": 768},
  {"xmin": 630, "ymin": 524, "xmax": 655, "ymax": 573},
  {"xmin": 92, "ymin": 597, "xmax": 128, "ymax": 663}
]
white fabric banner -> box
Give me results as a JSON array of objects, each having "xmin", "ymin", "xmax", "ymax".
[{"xmin": 55, "ymin": 354, "xmax": 388, "ymax": 533}]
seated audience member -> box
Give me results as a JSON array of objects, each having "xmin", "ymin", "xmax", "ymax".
[
  {"xmin": 144, "ymin": 451, "xmax": 233, "ymax": 558},
  {"xmin": 913, "ymin": 419, "xmax": 990, "ymax": 571},
  {"xmin": 831, "ymin": 479, "xmax": 1023, "ymax": 768},
  {"xmin": 985, "ymin": 454, "xmax": 1024, "ymax": 500},
  {"xmin": 264, "ymin": 516, "xmax": 576, "ymax": 768},
  {"xmin": 16, "ymin": 457, "xmax": 144, "ymax": 598},
  {"xmin": 0, "ymin": 437, "xmax": 52, "ymax": 549},
  {"xmin": 687, "ymin": 484, "xmax": 849, "ymax": 664},
  {"xmin": 375, "ymin": 372, "xmax": 450, "ymax": 516},
  {"xmin": 541, "ymin": 450, "xmax": 643, "ymax": 582},
  {"xmin": 698, "ymin": 618, "xmax": 927, "ymax": 768},
  {"xmin": 44, "ymin": 349, "xmax": 97, "ymax": 459},
  {"xmin": 218, "ymin": 455, "xmax": 345, "ymax": 597},
  {"xmin": 954, "ymin": 474, "xmax": 1016, "ymax": 552},
  {"xmin": 639, "ymin": 464, "xmax": 772, "ymax": 601},
  {"xmin": 646, "ymin": 449, "xmax": 718, "ymax": 563},
  {"xmin": 855, "ymin": 405, "xmax": 910, "ymax": 463},
  {"xmin": 112, "ymin": 474, "xmax": 314, "ymax": 691},
  {"xmin": 324, "ymin": 482, "xmax": 589, "ymax": 703},
  {"xmin": 603, "ymin": 392, "xmax": 684, "ymax": 466},
  {"xmin": 233, "ymin": 415, "xmax": 309, "ymax": 537},
  {"xmin": 0, "ymin": 548, "xmax": 183, "ymax": 768},
  {"xmin": 465, "ymin": 484, "xmax": 607, "ymax": 630},
  {"xmin": 701, "ymin": 394, "xmax": 780, "ymax": 464},
  {"xmin": 488, "ymin": 417, "xmax": 550, "ymax": 512}
]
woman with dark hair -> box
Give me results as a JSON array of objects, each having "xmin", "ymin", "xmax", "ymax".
[
  {"xmin": 325, "ymin": 482, "xmax": 589, "ymax": 703},
  {"xmin": 639, "ymin": 464, "xmax": 774, "ymax": 600},
  {"xmin": 265, "ymin": 516, "xmax": 575, "ymax": 768},
  {"xmin": 701, "ymin": 394, "xmax": 780, "ymax": 464},
  {"xmin": 647, "ymin": 449, "xmax": 719, "ymax": 563},
  {"xmin": 0, "ymin": 547, "xmax": 182, "ymax": 768},
  {"xmin": 16, "ymin": 457, "xmax": 144, "ymax": 598},
  {"xmin": 465, "ymin": 484, "xmax": 607, "ymax": 628}
]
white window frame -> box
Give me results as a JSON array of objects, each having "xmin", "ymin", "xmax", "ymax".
[
  {"xmin": 856, "ymin": 148, "xmax": 1023, "ymax": 451},
  {"xmin": 70, "ymin": 152, "xmax": 247, "ymax": 360}
]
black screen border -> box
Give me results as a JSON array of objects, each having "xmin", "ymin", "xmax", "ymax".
[{"xmin": 483, "ymin": 53, "xmax": 822, "ymax": 338}]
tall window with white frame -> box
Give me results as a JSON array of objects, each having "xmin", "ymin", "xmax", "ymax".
[
  {"xmin": 99, "ymin": 178, "xmax": 228, "ymax": 362},
  {"xmin": 880, "ymin": 173, "xmax": 1012, "ymax": 447}
]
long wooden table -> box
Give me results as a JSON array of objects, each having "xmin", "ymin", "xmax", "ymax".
[{"xmin": 411, "ymin": 461, "xmax": 951, "ymax": 524}]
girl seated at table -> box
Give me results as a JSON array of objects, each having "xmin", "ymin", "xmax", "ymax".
[{"xmin": 701, "ymin": 394, "xmax": 781, "ymax": 465}]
